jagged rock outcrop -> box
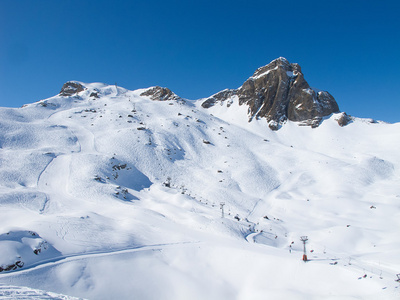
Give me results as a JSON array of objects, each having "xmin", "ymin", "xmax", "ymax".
[
  {"xmin": 0, "ymin": 230, "xmax": 59, "ymax": 273},
  {"xmin": 0, "ymin": 261, "xmax": 24, "ymax": 272},
  {"xmin": 202, "ymin": 89, "xmax": 237, "ymax": 108},
  {"xmin": 202, "ymin": 57, "xmax": 340, "ymax": 130},
  {"xmin": 335, "ymin": 112, "xmax": 353, "ymax": 127},
  {"xmin": 140, "ymin": 86, "xmax": 181, "ymax": 101},
  {"xmin": 59, "ymin": 81, "xmax": 85, "ymax": 97},
  {"xmin": 90, "ymin": 91, "xmax": 99, "ymax": 98}
]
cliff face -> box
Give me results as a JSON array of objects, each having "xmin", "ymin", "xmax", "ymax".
[{"xmin": 202, "ymin": 57, "xmax": 340, "ymax": 130}]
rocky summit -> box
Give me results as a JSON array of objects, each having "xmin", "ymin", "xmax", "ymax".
[
  {"xmin": 140, "ymin": 86, "xmax": 182, "ymax": 102},
  {"xmin": 202, "ymin": 57, "xmax": 340, "ymax": 130},
  {"xmin": 59, "ymin": 81, "xmax": 85, "ymax": 97}
]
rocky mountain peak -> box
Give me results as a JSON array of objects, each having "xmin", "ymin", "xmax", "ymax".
[
  {"xmin": 140, "ymin": 86, "xmax": 181, "ymax": 101},
  {"xmin": 59, "ymin": 81, "xmax": 85, "ymax": 97},
  {"xmin": 202, "ymin": 58, "xmax": 340, "ymax": 130},
  {"xmin": 251, "ymin": 57, "xmax": 301, "ymax": 79}
]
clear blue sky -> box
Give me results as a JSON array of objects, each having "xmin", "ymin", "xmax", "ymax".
[{"xmin": 1, "ymin": 0, "xmax": 399, "ymax": 122}]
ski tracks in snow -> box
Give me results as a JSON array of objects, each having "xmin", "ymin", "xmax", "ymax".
[
  {"xmin": 245, "ymin": 232, "xmax": 258, "ymax": 243},
  {"xmin": 65, "ymin": 122, "xmax": 98, "ymax": 154},
  {"xmin": 37, "ymin": 112, "xmax": 101, "ymax": 212},
  {"xmin": 0, "ymin": 284, "xmax": 81, "ymax": 299},
  {"xmin": 37, "ymin": 154, "xmax": 73, "ymax": 213},
  {"xmin": 0, "ymin": 241, "xmax": 199, "ymax": 277}
]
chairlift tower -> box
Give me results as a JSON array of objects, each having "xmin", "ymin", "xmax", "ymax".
[
  {"xmin": 300, "ymin": 236, "xmax": 308, "ymax": 262},
  {"xmin": 220, "ymin": 202, "xmax": 225, "ymax": 218}
]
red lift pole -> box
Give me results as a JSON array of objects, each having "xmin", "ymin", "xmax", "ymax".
[{"xmin": 300, "ymin": 236, "xmax": 308, "ymax": 262}]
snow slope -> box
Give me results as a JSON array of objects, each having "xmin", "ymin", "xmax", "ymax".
[
  {"xmin": 0, "ymin": 284, "xmax": 81, "ymax": 299},
  {"xmin": 0, "ymin": 82, "xmax": 399, "ymax": 299}
]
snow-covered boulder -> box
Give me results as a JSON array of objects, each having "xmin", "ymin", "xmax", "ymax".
[{"xmin": 0, "ymin": 230, "xmax": 61, "ymax": 272}]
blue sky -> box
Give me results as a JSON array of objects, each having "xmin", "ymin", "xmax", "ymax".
[{"xmin": 1, "ymin": 0, "xmax": 399, "ymax": 122}]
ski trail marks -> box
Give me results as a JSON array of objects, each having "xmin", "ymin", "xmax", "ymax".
[{"xmin": 0, "ymin": 241, "xmax": 199, "ymax": 276}]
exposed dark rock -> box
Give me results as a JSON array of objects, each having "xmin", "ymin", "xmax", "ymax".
[
  {"xmin": 201, "ymin": 57, "xmax": 340, "ymax": 129},
  {"xmin": 298, "ymin": 117, "xmax": 323, "ymax": 128},
  {"xmin": 0, "ymin": 261, "xmax": 24, "ymax": 272},
  {"xmin": 336, "ymin": 112, "xmax": 353, "ymax": 127},
  {"xmin": 90, "ymin": 91, "xmax": 99, "ymax": 98},
  {"xmin": 15, "ymin": 261, "xmax": 24, "ymax": 268},
  {"xmin": 140, "ymin": 86, "xmax": 181, "ymax": 101},
  {"xmin": 59, "ymin": 81, "xmax": 85, "ymax": 96},
  {"xmin": 112, "ymin": 164, "xmax": 127, "ymax": 171},
  {"xmin": 268, "ymin": 120, "xmax": 280, "ymax": 131},
  {"xmin": 201, "ymin": 89, "xmax": 237, "ymax": 108}
]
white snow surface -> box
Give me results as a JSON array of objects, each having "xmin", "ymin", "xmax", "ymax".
[
  {"xmin": 0, "ymin": 284, "xmax": 82, "ymax": 299},
  {"xmin": 0, "ymin": 82, "xmax": 399, "ymax": 299}
]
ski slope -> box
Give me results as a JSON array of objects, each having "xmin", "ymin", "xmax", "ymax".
[{"xmin": 0, "ymin": 82, "xmax": 399, "ymax": 299}]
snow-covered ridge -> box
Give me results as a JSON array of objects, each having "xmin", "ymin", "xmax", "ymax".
[{"xmin": 0, "ymin": 79, "xmax": 399, "ymax": 299}]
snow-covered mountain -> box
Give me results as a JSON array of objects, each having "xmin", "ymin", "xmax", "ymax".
[
  {"xmin": 202, "ymin": 57, "xmax": 340, "ymax": 130},
  {"xmin": 0, "ymin": 58, "xmax": 399, "ymax": 299}
]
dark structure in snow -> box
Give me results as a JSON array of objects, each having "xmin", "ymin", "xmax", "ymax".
[
  {"xmin": 59, "ymin": 81, "xmax": 85, "ymax": 97},
  {"xmin": 202, "ymin": 57, "xmax": 340, "ymax": 130},
  {"xmin": 336, "ymin": 112, "xmax": 353, "ymax": 127},
  {"xmin": 140, "ymin": 86, "xmax": 182, "ymax": 101}
]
